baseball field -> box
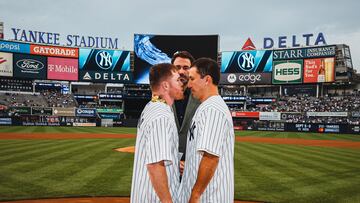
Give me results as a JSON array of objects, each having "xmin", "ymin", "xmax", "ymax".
[{"xmin": 0, "ymin": 126, "xmax": 359, "ymax": 203}]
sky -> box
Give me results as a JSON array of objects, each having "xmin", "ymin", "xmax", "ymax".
[{"xmin": 1, "ymin": 0, "xmax": 359, "ymax": 71}]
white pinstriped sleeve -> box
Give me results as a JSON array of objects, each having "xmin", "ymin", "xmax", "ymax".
[
  {"xmin": 145, "ymin": 116, "xmax": 173, "ymax": 166},
  {"xmin": 196, "ymin": 108, "xmax": 227, "ymax": 157}
]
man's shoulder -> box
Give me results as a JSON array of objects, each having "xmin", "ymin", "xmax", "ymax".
[
  {"xmin": 198, "ymin": 96, "xmax": 231, "ymax": 117},
  {"xmin": 143, "ymin": 102, "xmax": 172, "ymax": 119}
]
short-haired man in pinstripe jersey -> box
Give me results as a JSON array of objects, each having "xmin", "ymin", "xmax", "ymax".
[
  {"xmin": 131, "ymin": 63, "xmax": 184, "ymax": 203},
  {"xmin": 178, "ymin": 58, "xmax": 235, "ymax": 203}
]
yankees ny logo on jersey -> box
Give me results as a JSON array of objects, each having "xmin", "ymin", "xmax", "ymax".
[{"xmin": 189, "ymin": 122, "xmax": 196, "ymax": 141}]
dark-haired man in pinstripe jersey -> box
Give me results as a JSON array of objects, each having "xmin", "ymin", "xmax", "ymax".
[{"xmin": 178, "ymin": 58, "xmax": 234, "ymax": 203}]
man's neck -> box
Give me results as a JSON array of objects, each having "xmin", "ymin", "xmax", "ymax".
[
  {"xmin": 199, "ymin": 86, "xmax": 219, "ymax": 103},
  {"xmin": 152, "ymin": 91, "xmax": 174, "ymax": 106}
]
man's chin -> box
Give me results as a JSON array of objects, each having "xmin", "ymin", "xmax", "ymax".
[{"xmin": 175, "ymin": 95, "xmax": 185, "ymax": 100}]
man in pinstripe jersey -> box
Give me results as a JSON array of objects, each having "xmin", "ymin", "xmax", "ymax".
[
  {"xmin": 131, "ymin": 63, "xmax": 184, "ymax": 203},
  {"xmin": 178, "ymin": 58, "xmax": 235, "ymax": 203}
]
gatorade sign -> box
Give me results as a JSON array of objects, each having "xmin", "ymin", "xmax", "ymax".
[{"xmin": 272, "ymin": 60, "xmax": 303, "ymax": 84}]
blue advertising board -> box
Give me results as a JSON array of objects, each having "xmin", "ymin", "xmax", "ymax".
[
  {"xmin": 0, "ymin": 40, "xmax": 30, "ymax": 54},
  {"xmin": 221, "ymin": 50, "xmax": 273, "ymax": 73},
  {"xmin": 79, "ymin": 49, "xmax": 132, "ymax": 83}
]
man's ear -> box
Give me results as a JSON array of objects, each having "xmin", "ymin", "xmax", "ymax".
[
  {"xmin": 205, "ymin": 75, "xmax": 212, "ymax": 85},
  {"xmin": 161, "ymin": 81, "xmax": 169, "ymax": 91}
]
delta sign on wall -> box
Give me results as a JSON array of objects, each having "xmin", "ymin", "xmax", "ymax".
[
  {"xmin": 79, "ymin": 49, "xmax": 132, "ymax": 83},
  {"xmin": 13, "ymin": 53, "xmax": 47, "ymax": 79},
  {"xmin": 47, "ymin": 57, "xmax": 78, "ymax": 81},
  {"xmin": 272, "ymin": 60, "xmax": 303, "ymax": 84},
  {"xmin": 220, "ymin": 50, "xmax": 273, "ymax": 85},
  {"xmin": 0, "ymin": 52, "xmax": 13, "ymax": 77}
]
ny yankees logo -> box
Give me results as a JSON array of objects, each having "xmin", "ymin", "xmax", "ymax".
[{"xmin": 189, "ymin": 122, "xmax": 196, "ymax": 141}]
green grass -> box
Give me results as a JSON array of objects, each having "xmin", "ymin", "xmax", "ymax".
[
  {"xmin": 0, "ymin": 126, "xmax": 137, "ymax": 134},
  {"xmin": 235, "ymin": 130, "xmax": 360, "ymax": 141},
  {"xmin": 0, "ymin": 127, "xmax": 360, "ymax": 202}
]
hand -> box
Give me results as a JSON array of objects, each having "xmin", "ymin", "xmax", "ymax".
[{"xmin": 179, "ymin": 160, "xmax": 185, "ymax": 175}]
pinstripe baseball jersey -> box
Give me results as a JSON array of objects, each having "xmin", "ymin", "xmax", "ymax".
[
  {"xmin": 131, "ymin": 101, "xmax": 180, "ymax": 203},
  {"xmin": 178, "ymin": 95, "xmax": 234, "ymax": 203}
]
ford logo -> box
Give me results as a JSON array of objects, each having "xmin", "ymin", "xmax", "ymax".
[{"xmin": 16, "ymin": 59, "xmax": 44, "ymax": 71}]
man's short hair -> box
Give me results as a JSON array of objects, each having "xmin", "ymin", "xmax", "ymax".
[
  {"xmin": 192, "ymin": 58, "xmax": 220, "ymax": 85},
  {"xmin": 171, "ymin": 51, "xmax": 195, "ymax": 64},
  {"xmin": 149, "ymin": 63, "xmax": 177, "ymax": 90}
]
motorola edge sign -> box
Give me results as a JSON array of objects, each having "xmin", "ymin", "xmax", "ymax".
[{"xmin": 220, "ymin": 73, "xmax": 271, "ymax": 85}]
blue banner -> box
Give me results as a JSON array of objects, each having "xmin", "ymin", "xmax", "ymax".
[
  {"xmin": 221, "ymin": 50, "xmax": 273, "ymax": 73},
  {"xmin": 0, "ymin": 40, "xmax": 30, "ymax": 54},
  {"xmin": 79, "ymin": 49, "xmax": 132, "ymax": 83}
]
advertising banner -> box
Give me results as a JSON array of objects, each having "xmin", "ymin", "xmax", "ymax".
[
  {"xmin": 273, "ymin": 45, "xmax": 336, "ymax": 60},
  {"xmin": 96, "ymin": 108, "xmax": 123, "ymax": 113},
  {"xmin": 98, "ymin": 93, "xmax": 123, "ymax": 99},
  {"xmin": 9, "ymin": 107, "xmax": 31, "ymax": 115},
  {"xmin": 53, "ymin": 107, "xmax": 75, "ymax": 116},
  {"xmin": 0, "ymin": 118, "xmax": 12, "ymax": 125},
  {"xmin": 99, "ymin": 114, "xmax": 121, "ymax": 119},
  {"xmin": 220, "ymin": 73, "xmax": 272, "ymax": 85},
  {"xmin": 13, "ymin": 53, "xmax": 47, "ymax": 79},
  {"xmin": 0, "ymin": 52, "xmax": 13, "ymax": 77},
  {"xmin": 352, "ymin": 112, "xmax": 360, "ymax": 117},
  {"xmin": 31, "ymin": 107, "xmax": 53, "ymax": 115},
  {"xmin": 73, "ymin": 123, "xmax": 97, "ymax": 127},
  {"xmin": 272, "ymin": 60, "xmax": 303, "ymax": 84},
  {"xmin": 0, "ymin": 40, "xmax": 30, "ymax": 54},
  {"xmin": 221, "ymin": 50, "xmax": 273, "ymax": 73},
  {"xmin": 75, "ymin": 108, "xmax": 97, "ymax": 117},
  {"xmin": 134, "ymin": 34, "xmax": 219, "ymax": 84},
  {"xmin": 79, "ymin": 49, "xmax": 132, "ymax": 83},
  {"xmin": 259, "ymin": 112, "xmax": 281, "ymax": 121},
  {"xmin": 231, "ymin": 111, "xmax": 259, "ymax": 118},
  {"xmin": 47, "ymin": 57, "xmax": 78, "ymax": 81},
  {"xmin": 303, "ymin": 57, "xmax": 335, "ymax": 83},
  {"xmin": 30, "ymin": 44, "xmax": 78, "ymax": 58},
  {"xmin": 307, "ymin": 112, "xmax": 348, "ymax": 117}
]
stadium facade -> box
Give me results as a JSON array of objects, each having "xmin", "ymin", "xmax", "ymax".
[{"xmin": 0, "ymin": 35, "xmax": 359, "ymax": 134}]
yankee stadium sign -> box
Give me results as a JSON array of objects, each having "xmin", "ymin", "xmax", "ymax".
[{"xmin": 10, "ymin": 28, "xmax": 118, "ymax": 49}]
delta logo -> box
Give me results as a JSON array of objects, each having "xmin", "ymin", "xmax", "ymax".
[{"xmin": 0, "ymin": 57, "xmax": 6, "ymax": 64}]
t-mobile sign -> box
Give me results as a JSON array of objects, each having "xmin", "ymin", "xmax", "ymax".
[{"xmin": 47, "ymin": 57, "xmax": 78, "ymax": 81}]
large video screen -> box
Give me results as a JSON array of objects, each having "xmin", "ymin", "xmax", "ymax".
[
  {"xmin": 79, "ymin": 49, "xmax": 132, "ymax": 83},
  {"xmin": 133, "ymin": 34, "xmax": 219, "ymax": 84}
]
